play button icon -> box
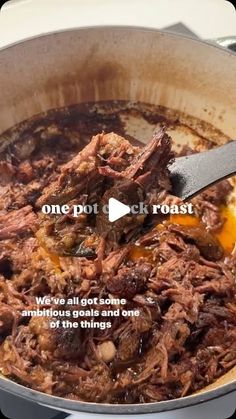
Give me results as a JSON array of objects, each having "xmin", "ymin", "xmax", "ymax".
[{"xmin": 108, "ymin": 198, "xmax": 131, "ymax": 222}]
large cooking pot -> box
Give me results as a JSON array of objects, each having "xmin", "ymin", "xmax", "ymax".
[{"xmin": 0, "ymin": 27, "xmax": 236, "ymax": 416}]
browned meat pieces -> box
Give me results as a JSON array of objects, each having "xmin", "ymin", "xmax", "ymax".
[
  {"xmin": 124, "ymin": 127, "xmax": 172, "ymax": 186},
  {"xmin": 106, "ymin": 263, "xmax": 152, "ymax": 298},
  {"xmin": 195, "ymin": 272, "xmax": 235, "ymax": 296},
  {"xmin": 96, "ymin": 128, "xmax": 172, "ymax": 246},
  {"xmin": 29, "ymin": 316, "xmax": 83, "ymax": 360},
  {"xmin": 0, "ymin": 116, "xmax": 236, "ymax": 405},
  {"xmin": 193, "ymin": 180, "xmax": 233, "ymax": 231},
  {"xmin": 36, "ymin": 132, "xmax": 138, "ymax": 207},
  {"xmin": 0, "ymin": 238, "xmax": 38, "ymax": 278},
  {"xmin": 0, "ymin": 162, "xmax": 15, "ymax": 186},
  {"xmin": 168, "ymin": 224, "xmax": 224, "ymax": 261},
  {"xmin": 102, "ymin": 245, "xmax": 132, "ymax": 272},
  {"xmin": 0, "ymin": 206, "xmax": 38, "ymax": 240},
  {"xmin": 36, "ymin": 133, "xmax": 102, "ymax": 207},
  {"xmin": 16, "ymin": 160, "xmax": 34, "ymax": 184},
  {"xmin": 36, "ymin": 129, "xmax": 172, "ymax": 257},
  {"xmin": 198, "ymin": 180, "xmax": 233, "ymax": 206},
  {"xmin": 0, "ymin": 304, "xmax": 17, "ymax": 335},
  {"xmin": 72, "ymin": 364, "xmax": 114, "ymax": 402},
  {"xmin": 115, "ymin": 326, "xmax": 143, "ymax": 364},
  {"xmin": 35, "ymin": 132, "xmax": 140, "ymax": 256},
  {"xmin": 96, "ymin": 179, "xmax": 145, "ymax": 245}
]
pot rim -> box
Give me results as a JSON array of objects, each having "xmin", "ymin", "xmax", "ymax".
[
  {"xmin": 0, "ymin": 375, "xmax": 235, "ymax": 414},
  {"xmin": 0, "ymin": 24, "xmax": 235, "ymax": 56},
  {"xmin": 0, "ymin": 25, "xmax": 235, "ymax": 414}
]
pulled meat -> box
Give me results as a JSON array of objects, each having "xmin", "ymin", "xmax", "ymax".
[
  {"xmin": 0, "ymin": 119, "xmax": 235, "ymax": 405},
  {"xmin": 0, "ymin": 206, "xmax": 38, "ymax": 240},
  {"xmin": 96, "ymin": 128, "xmax": 172, "ymax": 247}
]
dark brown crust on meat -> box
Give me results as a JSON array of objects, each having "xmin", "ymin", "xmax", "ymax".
[{"xmin": 0, "ymin": 110, "xmax": 235, "ymax": 405}]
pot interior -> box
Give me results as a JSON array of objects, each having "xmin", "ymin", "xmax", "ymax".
[
  {"xmin": 0, "ymin": 27, "xmax": 236, "ymax": 407},
  {"xmin": 0, "ymin": 27, "xmax": 236, "ymax": 138}
]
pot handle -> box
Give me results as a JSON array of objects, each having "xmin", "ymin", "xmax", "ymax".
[{"xmin": 210, "ymin": 36, "xmax": 236, "ymax": 52}]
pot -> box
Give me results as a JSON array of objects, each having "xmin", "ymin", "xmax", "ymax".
[{"xmin": 0, "ymin": 27, "xmax": 236, "ymax": 416}]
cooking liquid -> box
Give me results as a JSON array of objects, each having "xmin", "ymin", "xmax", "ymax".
[{"xmin": 130, "ymin": 207, "xmax": 236, "ymax": 261}]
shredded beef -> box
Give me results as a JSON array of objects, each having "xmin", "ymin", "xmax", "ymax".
[
  {"xmin": 193, "ymin": 181, "xmax": 233, "ymax": 231},
  {"xmin": 0, "ymin": 206, "xmax": 38, "ymax": 240},
  {"xmin": 96, "ymin": 128, "xmax": 172, "ymax": 247},
  {"xmin": 0, "ymin": 117, "xmax": 235, "ymax": 405},
  {"xmin": 106, "ymin": 263, "xmax": 152, "ymax": 299}
]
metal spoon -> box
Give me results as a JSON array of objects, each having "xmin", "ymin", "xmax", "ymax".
[{"xmin": 169, "ymin": 141, "xmax": 236, "ymax": 201}]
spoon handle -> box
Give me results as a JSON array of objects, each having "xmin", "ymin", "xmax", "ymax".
[{"xmin": 169, "ymin": 140, "xmax": 236, "ymax": 201}]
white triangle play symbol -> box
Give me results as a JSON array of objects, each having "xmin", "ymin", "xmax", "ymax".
[{"xmin": 108, "ymin": 198, "xmax": 131, "ymax": 222}]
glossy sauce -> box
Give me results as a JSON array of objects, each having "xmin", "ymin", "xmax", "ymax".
[
  {"xmin": 215, "ymin": 206, "xmax": 236, "ymax": 253},
  {"xmin": 130, "ymin": 207, "xmax": 236, "ymax": 261},
  {"xmin": 170, "ymin": 208, "xmax": 236, "ymax": 254}
]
